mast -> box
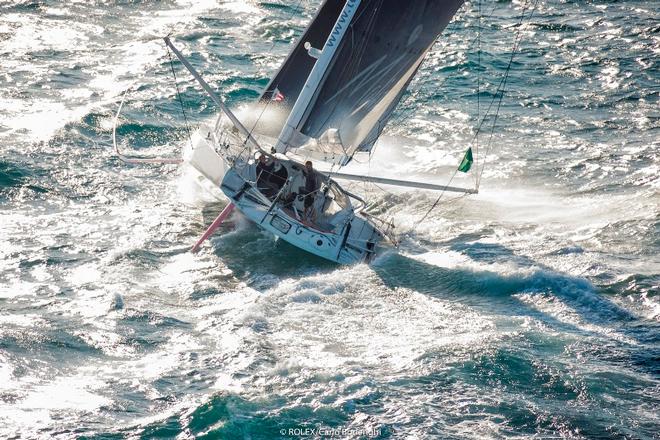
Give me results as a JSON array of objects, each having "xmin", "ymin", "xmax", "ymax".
[
  {"xmin": 294, "ymin": 0, "xmax": 464, "ymax": 165},
  {"xmin": 273, "ymin": 0, "xmax": 362, "ymax": 154},
  {"xmin": 164, "ymin": 37, "xmax": 264, "ymax": 153}
]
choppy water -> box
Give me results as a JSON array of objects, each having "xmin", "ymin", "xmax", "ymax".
[{"xmin": 1, "ymin": 1, "xmax": 658, "ymax": 439}]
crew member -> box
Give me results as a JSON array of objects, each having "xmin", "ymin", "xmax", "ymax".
[
  {"xmin": 270, "ymin": 161, "xmax": 288, "ymax": 193},
  {"xmin": 301, "ymin": 160, "xmax": 319, "ymax": 221}
]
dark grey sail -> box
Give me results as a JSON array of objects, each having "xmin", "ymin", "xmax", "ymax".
[
  {"xmin": 257, "ymin": 0, "xmax": 345, "ymax": 135},
  {"xmin": 295, "ymin": 0, "xmax": 465, "ymax": 162}
]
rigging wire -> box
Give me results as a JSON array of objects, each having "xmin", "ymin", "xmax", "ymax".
[
  {"xmin": 413, "ymin": 0, "xmax": 539, "ymax": 230},
  {"xmin": 477, "ymin": 0, "xmax": 540, "ymax": 188},
  {"xmin": 242, "ymin": 0, "xmax": 306, "ymax": 150},
  {"xmin": 166, "ymin": 40, "xmax": 194, "ymax": 151},
  {"xmin": 468, "ymin": 0, "xmax": 539, "ymax": 187},
  {"xmin": 164, "ymin": 0, "xmax": 306, "ymax": 165},
  {"xmin": 113, "ymin": 31, "xmax": 198, "ymax": 165},
  {"xmin": 475, "ymin": 0, "xmax": 481, "ymax": 189},
  {"xmin": 220, "ymin": 0, "xmax": 306, "ymax": 165},
  {"xmin": 112, "ymin": 85, "xmax": 184, "ymax": 165},
  {"xmin": 386, "ymin": 1, "xmax": 500, "ymax": 132}
]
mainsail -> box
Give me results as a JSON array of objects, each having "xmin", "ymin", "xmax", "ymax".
[
  {"xmin": 275, "ymin": 0, "xmax": 465, "ymax": 165},
  {"xmin": 257, "ymin": 0, "xmax": 345, "ymax": 136}
]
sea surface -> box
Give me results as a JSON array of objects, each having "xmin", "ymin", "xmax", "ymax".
[{"xmin": 0, "ymin": 1, "xmax": 658, "ymax": 439}]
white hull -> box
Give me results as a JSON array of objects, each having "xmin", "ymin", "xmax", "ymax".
[
  {"xmin": 184, "ymin": 130, "xmax": 385, "ymax": 264},
  {"xmin": 221, "ymin": 165, "xmax": 383, "ymax": 265},
  {"xmin": 183, "ymin": 127, "xmax": 229, "ymax": 187}
]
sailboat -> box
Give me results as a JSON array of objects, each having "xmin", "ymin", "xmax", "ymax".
[{"xmin": 115, "ymin": 0, "xmax": 480, "ymax": 264}]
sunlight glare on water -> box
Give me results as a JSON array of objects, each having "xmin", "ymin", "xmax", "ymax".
[{"xmin": 0, "ymin": 0, "xmax": 658, "ymax": 439}]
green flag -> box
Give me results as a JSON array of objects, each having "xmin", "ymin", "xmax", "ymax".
[{"xmin": 457, "ymin": 147, "xmax": 473, "ymax": 173}]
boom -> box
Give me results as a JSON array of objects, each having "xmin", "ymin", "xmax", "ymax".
[{"xmin": 328, "ymin": 171, "xmax": 478, "ymax": 194}]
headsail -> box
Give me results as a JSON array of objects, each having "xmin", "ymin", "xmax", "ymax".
[{"xmin": 285, "ymin": 0, "xmax": 465, "ymax": 165}]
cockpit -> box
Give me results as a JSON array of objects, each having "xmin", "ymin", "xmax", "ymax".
[{"xmin": 250, "ymin": 153, "xmax": 352, "ymax": 232}]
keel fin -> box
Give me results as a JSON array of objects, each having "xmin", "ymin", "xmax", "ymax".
[{"xmin": 191, "ymin": 203, "xmax": 235, "ymax": 253}]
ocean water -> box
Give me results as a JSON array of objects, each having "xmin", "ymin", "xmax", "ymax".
[{"xmin": 0, "ymin": 0, "xmax": 658, "ymax": 439}]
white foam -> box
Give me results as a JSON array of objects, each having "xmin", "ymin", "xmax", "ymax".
[{"xmin": 17, "ymin": 373, "xmax": 111, "ymax": 412}]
